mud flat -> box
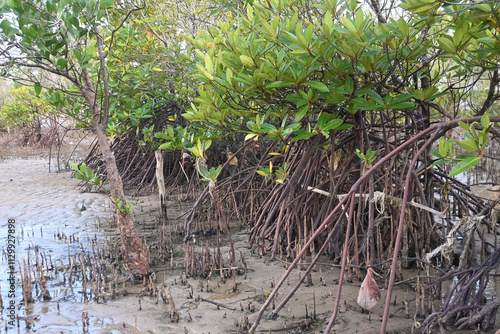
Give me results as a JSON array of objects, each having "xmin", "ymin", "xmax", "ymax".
[{"xmin": 0, "ymin": 157, "xmax": 498, "ymax": 334}]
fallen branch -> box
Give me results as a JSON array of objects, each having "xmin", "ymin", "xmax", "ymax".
[
  {"xmin": 425, "ymin": 215, "xmax": 484, "ymax": 264},
  {"xmin": 311, "ymin": 188, "xmax": 447, "ymax": 218},
  {"xmin": 200, "ymin": 297, "xmax": 236, "ymax": 311}
]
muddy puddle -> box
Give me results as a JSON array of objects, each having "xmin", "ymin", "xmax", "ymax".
[{"xmin": 0, "ymin": 157, "xmax": 499, "ymax": 334}]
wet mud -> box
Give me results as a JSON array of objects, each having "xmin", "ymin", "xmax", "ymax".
[{"xmin": 0, "ymin": 157, "xmax": 498, "ymax": 334}]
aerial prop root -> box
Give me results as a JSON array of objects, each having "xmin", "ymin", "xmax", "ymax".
[{"xmin": 248, "ymin": 115, "xmax": 500, "ymax": 334}]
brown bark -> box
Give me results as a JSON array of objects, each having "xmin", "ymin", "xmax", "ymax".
[
  {"xmin": 155, "ymin": 150, "xmax": 168, "ymax": 224},
  {"xmin": 79, "ymin": 69, "xmax": 150, "ymax": 278},
  {"xmin": 476, "ymin": 70, "xmax": 500, "ymax": 116}
]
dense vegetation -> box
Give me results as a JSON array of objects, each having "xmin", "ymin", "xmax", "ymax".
[{"xmin": 1, "ymin": 0, "xmax": 500, "ymax": 333}]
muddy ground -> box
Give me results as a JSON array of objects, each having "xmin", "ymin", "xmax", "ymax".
[{"xmin": 0, "ymin": 150, "xmax": 498, "ymax": 334}]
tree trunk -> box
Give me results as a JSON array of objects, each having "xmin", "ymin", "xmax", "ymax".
[
  {"xmin": 79, "ymin": 69, "xmax": 150, "ymax": 278},
  {"xmin": 155, "ymin": 150, "xmax": 168, "ymax": 224}
]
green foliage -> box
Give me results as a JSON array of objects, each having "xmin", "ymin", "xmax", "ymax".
[
  {"xmin": 432, "ymin": 114, "xmax": 492, "ymax": 176},
  {"xmin": 275, "ymin": 162, "xmax": 289, "ymax": 184},
  {"xmin": 0, "ymin": 0, "xmax": 111, "ymax": 71},
  {"xmin": 255, "ymin": 160, "xmax": 289, "ymax": 184},
  {"xmin": 199, "ymin": 165, "xmax": 222, "ymax": 183},
  {"xmin": 355, "ymin": 148, "xmax": 378, "ymax": 173},
  {"xmin": 101, "ymin": 0, "xmax": 223, "ymax": 144},
  {"xmin": 187, "ymin": 1, "xmax": 365, "ymax": 144},
  {"xmin": 189, "ymin": 138, "xmax": 212, "ymax": 159},
  {"xmin": 71, "ymin": 163, "xmax": 102, "ymax": 187},
  {"xmin": 182, "ymin": 0, "xmax": 500, "ymax": 180},
  {"xmin": 257, "ymin": 161, "xmax": 273, "ymax": 181},
  {"xmin": 1, "ymin": 0, "xmax": 499, "ymax": 183},
  {"xmin": 0, "ymin": 0, "xmax": 190, "ymax": 146},
  {"xmin": 0, "ymin": 0, "xmax": 120, "ymax": 131},
  {"xmin": 0, "ymin": 86, "xmax": 57, "ymax": 129},
  {"xmin": 112, "ymin": 198, "xmax": 133, "ymax": 215}
]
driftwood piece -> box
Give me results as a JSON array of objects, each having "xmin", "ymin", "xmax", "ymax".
[
  {"xmin": 155, "ymin": 150, "xmax": 167, "ymax": 224},
  {"xmin": 333, "ymin": 190, "xmax": 447, "ymax": 218}
]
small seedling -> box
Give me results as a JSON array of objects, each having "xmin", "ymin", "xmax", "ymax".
[
  {"xmin": 71, "ymin": 163, "xmax": 102, "ymax": 188},
  {"xmin": 112, "ymin": 198, "xmax": 133, "ymax": 215}
]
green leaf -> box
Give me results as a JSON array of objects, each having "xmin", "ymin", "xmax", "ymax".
[
  {"xmin": 292, "ymin": 131, "xmax": 316, "ymax": 141},
  {"xmin": 304, "ymin": 81, "xmax": 329, "ymax": 92},
  {"xmin": 34, "ymin": 85, "xmax": 42, "ymax": 96},
  {"xmin": 295, "ymin": 105, "xmax": 309, "ymax": 121},
  {"xmin": 368, "ymin": 90, "xmax": 384, "ymax": 105},
  {"xmin": 476, "ymin": 37, "xmax": 496, "ymax": 44},
  {"xmin": 226, "ymin": 68, "xmax": 233, "ymax": 84},
  {"xmin": 438, "ymin": 137, "xmax": 447, "ymax": 157},
  {"xmin": 205, "ymin": 53, "xmax": 213, "ymax": 74},
  {"xmin": 323, "ymin": 119, "xmax": 344, "ymax": 131},
  {"xmin": 345, "ymin": 76, "xmax": 354, "ymax": 94},
  {"xmin": 478, "ymin": 133, "xmax": 490, "ymax": 147},
  {"xmin": 1, "ymin": 20, "xmax": 11, "ymax": 36},
  {"xmin": 449, "ymin": 155, "xmax": 480, "ymax": 176},
  {"xmin": 240, "ymin": 55, "xmax": 254, "ymax": 66},
  {"xmin": 56, "ymin": 58, "xmax": 68, "ymax": 70},
  {"xmin": 167, "ymin": 126, "xmax": 174, "ymax": 137},
  {"xmin": 286, "ymin": 93, "xmax": 308, "ymax": 108},
  {"xmin": 431, "ymin": 159, "xmax": 448, "ymax": 167},
  {"xmin": 457, "ymin": 138, "xmax": 478, "ymax": 151},
  {"xmin": 458, "ymin": 121, "xmax": 470, "ymax": 131},
  {"xmin": 392, "ymin": 102, "xmax": 415, "ymax": 110},
  {"xmin": 266, "ymin": 81, "xmax": 294, "ymax": 89},
  {"xmin": 340, "ymin": 17, "xmax": 356, "ymax": 33},
  {"xmin": 259, "ymin": 123, "xmax": 277, "ymax": 132},
  {"xmin": 261, "ymin": 20, "xmax": 276, "ymax": 39},
  {"xmin": 437, "ymin": 35, "xmax": 456, "ymax": 54},
  {"xmin": 474, "ymin": 3, "xmax": 491, "ymax": 12},
  {"xmin": 199, "ymin": 166, "xmax": 210, "ymax": 178},
  {"xmin": 100, "ymin": 0, "xmax": 114, "ymax": 8},
  {"xmin": 158, "ymin": 142, "xmax": 172, "ymax": 150},
  {"xmin": 75, "ymin": 173, "xmax": 87, "ymax": 181},
  {"xmin": 481, "ymin": 113, "xmax": 490, "ymax": 128},
  {"xmin": 211, "ymin": 165, "xmax": 222, "ymax": 179},
  {"xmin": 196, "ymin": 64, "xmax": 214, "ymax": 80},
  {"xmin": 432, "ymin": 149, "xmax": 443, "ymax": 158}
]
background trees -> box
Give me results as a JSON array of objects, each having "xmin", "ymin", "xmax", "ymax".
[
  {"xmin": 0, "ymin": 86, "xmax": 60, "ymax": 146},
  {"xmin": 0, "ymin": 0, "xmax": 151, "ymax": 277}
]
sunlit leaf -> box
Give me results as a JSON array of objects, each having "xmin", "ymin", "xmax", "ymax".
[
  {"xmin": 245, "ymin": 133, "xmax": 258, "ymax": 141},
  {"xmin": 449, "ymin": 155, "xmax": 480, "ymax": 176},
  {"xmin": 457, "ymin": 138, "xmax": 478, "ymax": 152},
  {"xmin": 481, "ymin": 113, "xmax": 490, "ymax": 128},
  {"xmin": 240, "ymin": 55, "xmax": 254, "ymax": 66},
  {"xmin": 304, "ymin": 81, "xmax": 329, "ymax": 92},
  {"xmin": 295, "ymin": 105, "xmax": 309, "ymax": 122},
  {"xmin": 438, "ymin": 35, "xmax": 456, "ymax": 54},
  {"xmin": 458, "ymin": 121, "xmax": 470, "ymax": 131}
]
